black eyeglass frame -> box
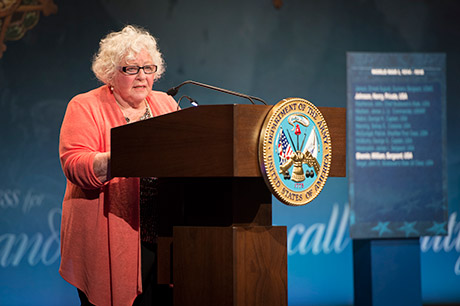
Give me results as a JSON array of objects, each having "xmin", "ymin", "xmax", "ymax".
[{"xmin": 120, "ymin": 65, "xmax": 158, "ymax": 75}]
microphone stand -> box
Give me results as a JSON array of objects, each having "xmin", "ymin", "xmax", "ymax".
[{"xmin": 167, "ymin": 80, "xmax": 267, "ymax": 105}]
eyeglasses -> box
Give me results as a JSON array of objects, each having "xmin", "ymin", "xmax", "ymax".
[{"xmin": 120, "ymin": 65, "xmax": 157, "ymax": 75}]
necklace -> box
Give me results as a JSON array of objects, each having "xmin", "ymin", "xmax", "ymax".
[
  {"xmin": 125, "ymin": 101, "xmax": 151, "ymax": 123},
  {"xmin": 114, "ymin": 98, "xmax": 151, "ymax": 123}
]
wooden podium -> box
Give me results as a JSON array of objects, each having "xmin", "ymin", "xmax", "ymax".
[{"xmin": 111, "ymin": 104, "xmax": 346, "ymax": 306}]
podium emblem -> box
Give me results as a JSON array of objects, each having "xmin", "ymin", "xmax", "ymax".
[{"xmin": 259, "ymin": 98, "xmax": 332, "ymax": 206}]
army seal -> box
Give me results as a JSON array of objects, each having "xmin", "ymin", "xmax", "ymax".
[{"xmin": 259, "ymin": 98, "xmax": 332, "ymax": 206}]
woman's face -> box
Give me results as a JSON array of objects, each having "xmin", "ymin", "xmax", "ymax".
[{"xmin": 111, "ymin": 49, "xmax": 155, "ymax": 105}]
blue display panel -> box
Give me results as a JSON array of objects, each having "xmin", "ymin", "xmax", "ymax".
[{"xmin": 347, "ymin": 53, "xmax": 447, "ymax": 239}]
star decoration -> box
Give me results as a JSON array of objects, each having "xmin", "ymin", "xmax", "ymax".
[
  {"xmin": 371, "ymin": 222, "xmax": 392, "ymax": 237},
  {"xmin": 398, "ymin": 222, "xmax": 419, "ymax": 237},
  {"xmin": 427, "ymin": 221, "xmax": 447, "ymax": 235},
  {"xmin": 350, "ymin": 211, "xmax": 356, "ymax": 225}
]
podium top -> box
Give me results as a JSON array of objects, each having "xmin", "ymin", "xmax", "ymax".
[{"xmin": 111, "ymin": 104, "xmax": 345, "ymax": 178}]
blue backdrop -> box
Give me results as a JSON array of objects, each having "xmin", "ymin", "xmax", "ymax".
[{"xmin": 1, "ymin": 1, "xmax": 459, "ymax": 305}]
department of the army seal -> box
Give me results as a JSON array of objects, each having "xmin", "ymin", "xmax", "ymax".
[{"xmin": 259, "ymin": 98, "xmax": 332, "ymax": 206}]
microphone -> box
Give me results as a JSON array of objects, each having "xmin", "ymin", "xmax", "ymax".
[
  {"xmin": 177, "ymin": 95, "xmax": 199, "ymax": 111},
  {"xmin": 166, "ymin": 80, "xmax": 267, "ymax": 105}
]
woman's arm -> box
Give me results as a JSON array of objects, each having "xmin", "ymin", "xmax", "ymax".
[{"xmin": 59, "ymin": 97, "xmax": 109, "ymax": 189}]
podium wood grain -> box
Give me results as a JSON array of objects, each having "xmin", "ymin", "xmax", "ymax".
[{"xmin": 173, "ymin": 226, "xmax": 287, "ymax": 306}]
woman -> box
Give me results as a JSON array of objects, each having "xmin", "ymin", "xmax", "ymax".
[{"xmin": 59, "ymin": 25, "xmax": 177, "ymax": 306}]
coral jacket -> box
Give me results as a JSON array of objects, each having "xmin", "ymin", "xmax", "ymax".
[{"xmin": 59, "ymin": 85, "xmax": 177, "ymax": 306}]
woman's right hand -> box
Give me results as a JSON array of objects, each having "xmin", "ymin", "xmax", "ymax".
[{"xmin": 93, "ymin": 152, "xmax": 111, "ymax": 183}]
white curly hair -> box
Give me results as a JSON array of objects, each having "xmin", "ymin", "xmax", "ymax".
[{"xmin": 92, "ymin": 25, "xmax": 165, "ymax": 85}]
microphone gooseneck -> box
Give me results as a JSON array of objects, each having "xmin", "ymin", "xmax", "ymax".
[
  {"xmin": 166, "ymin": 80, "xmax": 267, "ymax": 105},
  {"xmin": 176, "ymin": 95, "xmax": 199, "ymax": 111}
]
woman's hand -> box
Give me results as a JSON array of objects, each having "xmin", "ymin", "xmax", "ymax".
[{"xmin": 93, "ymin": 152, "xmax": 111, "ymax": 183}]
